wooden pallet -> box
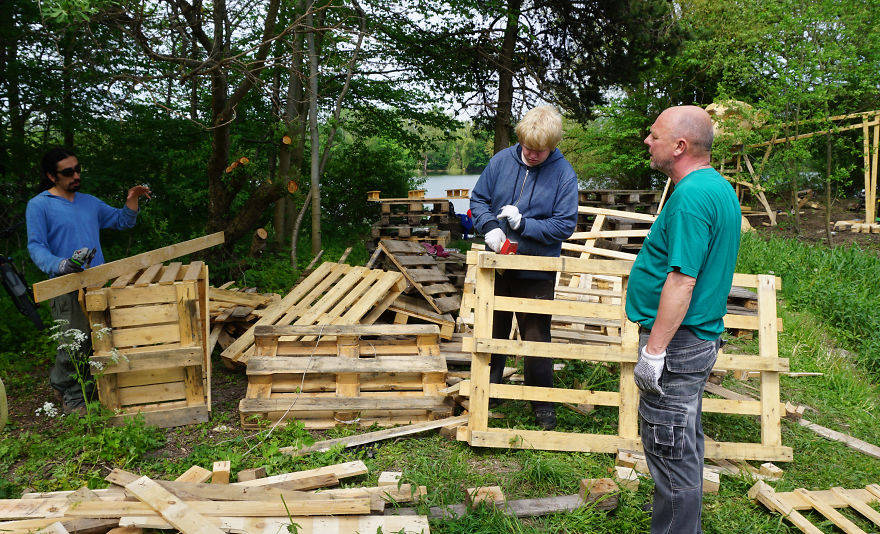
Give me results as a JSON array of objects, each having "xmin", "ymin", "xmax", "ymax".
[
  {"xmin": 220, "ymin": 263, "xmax": 406, "ymax": 366},
  {"xmin": 563, "ymin": 206, "xmax": 657, "ymax": 263},
  {"xmin": 240, "ymin": 324, "xmax": 451, "ymax": 429},
  {"xmin": 84, "ymin": 261, "xmax": 210, "ymax": 428},
  {"xmin": 457, "ymin": 251, "xmax": 792, "ymax": 461},
  {"xmin": 379, "ymin": 239, "xmax": 461, "ymax": 314},
  {"xmin": 750, "ymin": 480, "xmax": 880, "ymax": 533}
]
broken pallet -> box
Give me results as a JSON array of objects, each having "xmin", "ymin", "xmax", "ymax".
[{"xmin": 379, "ymin": 239, "xmax": 461, "ymax": 314}]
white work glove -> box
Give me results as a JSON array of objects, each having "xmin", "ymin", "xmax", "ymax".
[
  {"xmin": 497, "ymin": 205, "xmax": 523, "ymax": 231},
  {"xmin": 634, "ymin": 345, "xmax": 666, "ymax": 395},
  {"xmin": 484, "ymin": 227, "xmax": 506, "ymax": 252}
]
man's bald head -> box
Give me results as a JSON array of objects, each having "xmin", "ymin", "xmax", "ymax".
[{"xmin": 658, "ymin": 105, "xmax": 714, "ymax": 156}]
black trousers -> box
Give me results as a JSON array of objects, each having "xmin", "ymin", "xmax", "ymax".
[{"xmin": 489, "ymin": 274, "xmax": 555, "ymax": 410}]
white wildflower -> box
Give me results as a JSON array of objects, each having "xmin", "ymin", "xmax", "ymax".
[
  {"xmin": 35, "ymin": 402, "xmax": 59, "ymax": 418},
  {"xmin": 88, "ymin": 359, "xmax": 105, "ymax": 371}
]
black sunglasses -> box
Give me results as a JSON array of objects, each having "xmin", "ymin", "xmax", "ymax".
[{"xmin": 56, "ymin": 164, "xmax": 82, "ymax": 177}]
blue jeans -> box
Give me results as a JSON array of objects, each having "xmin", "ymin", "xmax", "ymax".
[{"xmin": 638, "ymin": 327, "xmax": 719, "ymax": 534}]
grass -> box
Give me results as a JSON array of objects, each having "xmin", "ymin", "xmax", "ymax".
[{"xmin": 2, "ymin": 232, "xmax": 880, "ymax": 532}]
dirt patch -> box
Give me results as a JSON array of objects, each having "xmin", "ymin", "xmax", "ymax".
[
  {"xmin": 747, "ymin": 199, "xmax": 880, "ymax": 251},
  {"xmin": 467, "ymin": 457, "xmax": 521, "ymax": 475}
]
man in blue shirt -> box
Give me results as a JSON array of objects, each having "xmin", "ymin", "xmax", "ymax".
[{"xmin": 26, "ymin": 147, "xmax": 151, "ymax": 413}]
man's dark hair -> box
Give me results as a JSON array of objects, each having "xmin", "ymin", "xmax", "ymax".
[{"xmin": 39, "ymin": 147, "xmax": 76, "ymax": 190}]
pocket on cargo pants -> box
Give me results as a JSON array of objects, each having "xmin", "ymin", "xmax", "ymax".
[{"xmin": 639, "ymin": 396, "xmax": 688, "ymax": 460}]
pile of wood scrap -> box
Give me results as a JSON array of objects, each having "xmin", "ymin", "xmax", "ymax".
[
  {"xmin": 220, "ymin": 262, "xmax": 406, "ymax": 367},
  {"xmin": 0, "ymin": 461, "xmax": 430, "ymax": 533},
  {"xmin": 209, "ymin": 283, "xmax": 281, "ymax": 355},
  {"xmin": 366, "ymin": 190, "xmax": 457, "ymax": 246}
]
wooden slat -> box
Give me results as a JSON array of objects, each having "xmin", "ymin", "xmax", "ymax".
[
  {"xmin": 240, "ymin": 396, "xmax": 448, "ymax": 412},
  {"xmin": 112, "ymin": 323, "xmax": 181, "ymax": 348},
  {"xmin": 133, "ymin": 264, "xmax": 163, "ymax": 287},
  {"xmin": 233, "ymin": 461, "xmax": 368, "ymax": 488},
  {"xmin": 123, "ymin": 476, "xmax": 225, "ymax": 534},
  {"xmin": 255, "ymin": 324, "xmax": 439, "ymax": 337},
  {"xmin": 159, "ymin": 262, "xmax": 183, "ymax": 284},
  {"xmin": 108, "ymin": 285, "xmax": 178, "ymax": 308},
  {"xmin": 33, "ymin": 232, "xmax": 224, "ymax": 302},
  {"xmin": 109, "ymin": 303, "xmax": 177, "ymax": 328},
  {"xmin": 247, "ymin": 355, "xmax": 444, "ymax": 376}
]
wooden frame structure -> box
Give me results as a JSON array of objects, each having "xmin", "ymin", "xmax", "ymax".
[
  {"xmin": 456, "ymin": 251, "xmax": 792, "ymax": 461},
  {"xmin": 239, "ymin": 324, "xmax": 450, "ymax": 429},
  {"xmin": 721, "ymin": 110, "xmax": 880, "ymax": 230},
  {"xmin": 750, "ymin": 480, "xmax": 880, "ymax": 533},
  {"xmin": 85, "ymin": 261, "xmax": 210, "ymax": 428}
]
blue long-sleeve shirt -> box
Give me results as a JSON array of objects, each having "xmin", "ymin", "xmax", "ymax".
[{"xmin": 26, "ymin": 190, "xmax": 138, "ymax": 276}]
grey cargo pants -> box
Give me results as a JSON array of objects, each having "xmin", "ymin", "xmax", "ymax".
[{"xmin": 638, "ymin": 327, "xmax": 720, "ymax": 534}]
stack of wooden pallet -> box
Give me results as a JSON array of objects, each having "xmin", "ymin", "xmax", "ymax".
[
  {"xmin": 239, "ymin": 324, "xmax": 451, "ymax": 429},
  {"xmin": 84, "ymin": 261, "xmax": 211, "ymax": 428},
  {"xmin": 366, "ymin": 190, "xmax": 456, "ymax": 247},
  {"xmin": 208, "ymin": 284, "xmax": 281, "ymax": 355},
  {"xmin": 575, "ymin": 189, "xmax": 661, "ymax": 231},
  {"xmin": 0, "ymin": 461, "xmax": 431, "ymax": 533},
  {"xmin": 220, "ymin": 262, "xmax": 406, "ymax": 367}
]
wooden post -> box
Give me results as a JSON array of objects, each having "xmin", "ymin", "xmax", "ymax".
[
  {"xmin": 618, "ymin": 275, "xmax": 639, "ymax": 440},
  {"xmin": 864, "ymin": 119, "xmax": 871, "ymax": 224},
  {"xmin": 870, "ymin": 115, "xmax": 879, "ymax": 224},
  {"xmin": 758, "ymin": 275, "xmax": 781, "ymax": 448},
  {"xmin": 655, "ymin": 178, "xmax": 671, "ymax": 214},
  {"xmin": 335, "ymin": 334, "xmax": 360, "ymax": 424},
  {"xmin": 468, "ymin": 253, "xmax": 495, "ymax": 438}
]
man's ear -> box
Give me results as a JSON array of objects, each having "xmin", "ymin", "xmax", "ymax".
[
  {"xmin": 673, "ymin": 138, "xmax": 687, "ymax": 157},
  {"xmin": 46, "ymin": 172, "xmax": 57, "ymax": 185}
]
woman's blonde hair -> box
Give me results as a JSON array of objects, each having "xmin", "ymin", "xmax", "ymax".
[{"xmin": 514, "ymin": 106, "xmax": 563, "ymax": 151}]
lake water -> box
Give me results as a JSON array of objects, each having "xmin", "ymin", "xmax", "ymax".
[{"xmin": 416, "ymin": 174, "xmax": 480, "ymax": 213}]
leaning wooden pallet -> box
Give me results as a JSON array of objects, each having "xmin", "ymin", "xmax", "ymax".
[
  {"xmin": 220, "ymin": 262, "xmax": 406, "ymax": 367},
  {"xmin": 84, "ymin": 260, "xmax": 211, "ymax": 428},
  {"xmin": 240, "ymin": 324, "xmax": 451, "ymax": 429},
  {"xmin": 456, "ymin": 251, "xmax": 792, "ymax": 462},
  {"xmin": 379, "ymin": 239, "xmax": 461, "ymax": 315},
  {"xmin": 749, "ymin": 480, "xmax": 880, "ymax": 534}
]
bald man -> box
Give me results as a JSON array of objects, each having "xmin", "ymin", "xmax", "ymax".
[{"xmin": 626, "ymin": 106, "xmax": 741, "ymax": 534}]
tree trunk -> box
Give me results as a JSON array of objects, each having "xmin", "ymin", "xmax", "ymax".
[
  {"xmin": 276, "ymin": 15, "xmax": 305, "ymax": 244},
  {"xmin": 291, "ymin": 187, "xmax": 312, "ymax": 266},
  {"xmin": 825, "ymin": 128, "xmax": 833, "ymax": 244},
  {"xmin": 792, "ymin": 109, "xmax": 801, "ymax": 235},
  {"xmin": 272, "ymin": 68, "xmax": 285, "ymax": 243},
  {"xmin": 493, "ymin": 0, "xmax": 522, "ymax": 155},
  {"xmin": 306, "ymin": 5, "xmax": 321, "ymax": 255},
  {"xmin": 61, "ymin": 34, "xmax": 74, "ymax": 148}
]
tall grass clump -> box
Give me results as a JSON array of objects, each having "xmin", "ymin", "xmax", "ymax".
[{"xmin": 736, "ymin": 232, "xmax": 880, "ymax": 374}]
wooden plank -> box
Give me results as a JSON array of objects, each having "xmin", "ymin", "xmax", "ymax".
[
  {"xmin": 158, "ymin": 262, "xmax": 183, "ymax": 284},
  {"xmin": 246, "ymin": 355, "xmax": 447, "ymax": 375},
  {"xmin": 233, "ymin": 461, "xmax": 368, "ymax": 488},
  {"xmin": 255, "ymin": 324, "xmax": 438, "ymax": 337},
  {"xmin": 123, "ymin": 476, "xmax": 225, "ymax": 534},
  {"xmin": 66, "ymin": 498, "xmax": 371, "ymax": 518},
  {"xmin": 34, "ymin": 232, "xmax": 224, "ymax": 302},
  {"xmin": 798, "ymin": 419, "xmax": 880, "ymax": 459},
  {"xmin": 176, "ymin": 466, "xmax": 213, "ymax": 483},
  {"xmin": 459, "ymin": 380, "xmax": 619, "ymax": 407},
  {"xmin": 281, "ymin": 415, "xmax": 469, "ymax": 456},
  {"xmin": 133, "ymin": 264, "xmax": 163, "ymax": 287},
  {"xmin": 757, "ymin": 275, "xmax": 782, "ymax": 448},
  {"xmin": 472, "ymin": 251, "xmax": 634, "ymax": 276},
  {"xmin": 182, "ymin": 261, "xmax": 204, "ymax": 281},
  {"xmin": 108, "ymin": 303, "xmax": 177, "ymax": 328},
  {"xmin": 119, "ymin": 515, "xmax": 430, "ymax": 533},
  {"xmin": 240, "ymin": 396, "xmax": 447, "ymax": 412},
  {"xmin": 577, "ymin": 206, "xmax": 658, "ymax": 222},
  {"xmin": 465, "ymin": 337, "xmax": 636, "ymax": 363},
  {"xmin": 108, "ymin": 285, "xmax": 178, "ymax": 308},
  {"xmin": 93, "ymin": 347, "xmax": 202, "ymax": 374},
  {"xmin": 748, "ymin": 481, "xmax": 823, "ymax": 534},
  {"xmin": 212, "ymin": 461, "xmax": 231, "ymax": 484},
  {"xmin": 111, "ymin": 270, "xmax": 140, "ymax": 288}
]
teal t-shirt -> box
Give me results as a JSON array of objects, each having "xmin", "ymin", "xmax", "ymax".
[{"xmin": 625, "ymin": 168, "xmax": 741, "ymax": 339}]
